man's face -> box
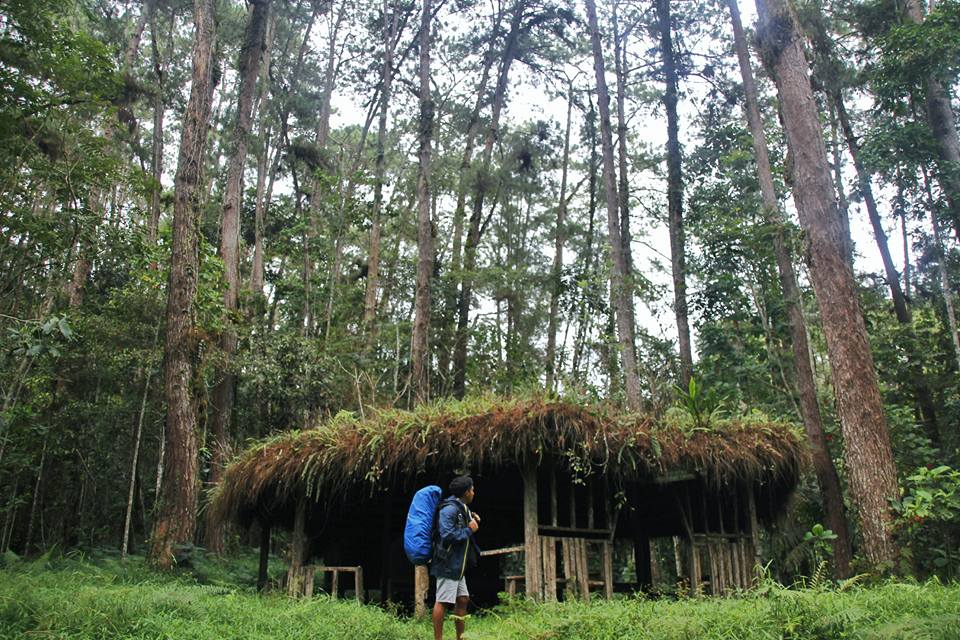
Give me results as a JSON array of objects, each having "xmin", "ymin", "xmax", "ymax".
[{"xmin": 462, "ymin": 485, "xmax": 475, "ymax": 505}]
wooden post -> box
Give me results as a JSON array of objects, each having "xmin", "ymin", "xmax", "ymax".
[
  {"xmin": 747, "ymin": 488, "xmax": 760, "ymax": 582},
  {"xmin": 355, "ymin": 566, "xmax": 364, "ymax": 603},
  {"xmin": 257, "ymin": 522, "xmax": 271, "ymax": 592},
  {"xmin": 522, "ymin": 461, "xmax": 542, "ymax": 600},
  {"xmin": 287, "ymin": 498, "xmax": 307, "ymax": 596},
  {"xmin": 331, "ymin": 569, "xmax": 339, "ymax": 598},
  {"xmin": 414, "ymin": 565, "xmax": 429, "ymax": 619},
  {"xmin": 304, "ymin": 565, "xmax": 316, "ymax": 598},
  {"xmin": 542, "ymin": 536, "xmax": 557, "ymax": 601},
  {"xmin": 602, "ymin": 540, "xmax": 614, "ymax": 599},
  {"xmin": 577, "ymin": 538, "xmax": 590, "ymax": 601}
]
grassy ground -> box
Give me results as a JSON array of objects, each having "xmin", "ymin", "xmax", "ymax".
[{"xmin": 1, "ymin": 552, "xmax": 958, "ymax": 639}]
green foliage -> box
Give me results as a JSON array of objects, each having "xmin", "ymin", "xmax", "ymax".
[
  {"xmin": 667, "ymin": 377, "xmax": 728, "ymax": 431},
  {"xmin": 895, "ymin": 465, "xmax": 960, "ymax": 578},
  {"xmin": 2, "ymin": 559, "xmax": 960, "ymax": 639}
]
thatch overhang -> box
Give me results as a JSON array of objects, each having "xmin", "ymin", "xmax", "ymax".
[{"xmin": 210, "ymin": 396, "xmax": 808, "ymax": 533}]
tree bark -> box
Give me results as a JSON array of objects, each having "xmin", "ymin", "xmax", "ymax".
[
  {"xmin": 149, "ymin": 0, "xmax": 217, "ymax": 570},
  {"xmin": 207, "ymin": 0, "xmax": 271, "ymax": 555},
  {"xmin": 756, "ymin": 0, "xmax": 900, "ymax": 567},
  {"xmin": 586, "ymin": 0, "xmax": 642, "ymax": 410},
  {"xmin": 545, "ymin": 82, "xmax": 574, "ymax": 394},
  {"xmin": 831, "ymin": 93, "xmax": 940, "ymax": 445},
  {"xmin": 726, "ymin": 0, "xmax": 852, "ymax": 577},
  {"xmin": 656, "ymin": 0, "xmax": 693, "ymax": 387},
  {"xmin": 410, "ymin": 0, "xmax": 434, "ymax": 404}
]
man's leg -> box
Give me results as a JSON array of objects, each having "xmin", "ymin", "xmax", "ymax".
[
  {"xmin": 453, "ymin": 595, "xmax": 469, "ymax": 640},
  {"xmin": 432, "ymin": 601, "xmax": 447, "ymax": 640}
]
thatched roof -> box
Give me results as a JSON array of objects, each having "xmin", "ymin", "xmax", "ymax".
[{"xmin": 210, "ymin": 396, "xmax": 807, "ymax": 531}]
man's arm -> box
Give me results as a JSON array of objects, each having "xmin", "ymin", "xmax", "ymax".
[{"xmin": 437, "ymin": 504, "xmax": 474, "ymax": 545}]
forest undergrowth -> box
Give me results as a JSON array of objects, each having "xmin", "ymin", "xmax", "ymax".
[{"xmin": 0, "ymin": 552, "xmax": 958, "ymax": 640}]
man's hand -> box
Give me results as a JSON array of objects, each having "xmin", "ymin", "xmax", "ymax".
[
  {"xmin": 472, "ymin": 512, "xmax": 480, "ymax": 523},
  {"xmin": 468, "ymin": 516, "xmax": 479, "ymax": 533}
]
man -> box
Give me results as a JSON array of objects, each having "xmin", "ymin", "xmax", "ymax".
[{"xmin": 431, "ymin": 475, "xmax": 481, "ymax": 640}]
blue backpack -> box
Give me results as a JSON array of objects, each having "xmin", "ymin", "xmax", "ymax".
[{"xmin": 403, "ymin": 485, "xmax": 442, "ymax": 565}]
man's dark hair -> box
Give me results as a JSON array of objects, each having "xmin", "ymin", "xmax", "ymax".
[{"xmin": 448, "ymin": 475, "xmax": 473, "ymax": 498}]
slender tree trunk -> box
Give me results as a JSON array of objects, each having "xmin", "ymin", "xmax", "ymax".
[
  {"xmin": 249, "ymin": 9, "xmax": 276, "ymax": 299},
  {"xmin": 409, "ymin": 0, "xmax": 434, "ymax": 404},
  {"xmin": 23, "ymin": 438, "xmax": 46, "ymax": 555},
  {"xmin": 572, "ymin": 98, "xmax": 599, "ymax": 383},
  {"xmin": 452, "ymin": 5, "xmax": 526, "ymax": 399},
  {"xmin": 904, "ymin": 0, "xmax": 960, "ymax": 238},
  {"xmin": 207, "ymin": 0, "xmax": 271, "ymax": 555},
  {"xmin": 437, "ymin": 23, "xmax": 500, "ymax": 387},
  {"xmin": 922, "ymin": 165, "xmax": 960, "ymax": 372},
  {"xmin": 656, "ymin": 0, "xmax": 693, "ymax": 387},
  {"xmin": 122, "ymin": 327, "xmax": 159, "ymax": 559},
  {"xmin": 832, "ymin": 93, "xmax": 940, "ymax": 445},
  {"xmin": 306, "ymin": 7, "xmax": 343, "ymax": 336},
  {"xmin": 756, "ymin": 0, "xmax": 900, "ymax": 567},
  {"xmin": 586, "ymin": 0, "xmax": 642, "ymax": 410},
  {"xmin": 148, "ymin": 3, "xmax": 166, "ymax": 244},
  {"xmin": 613, "ymin": 3, "xmax": 638, "ymax": 352},
  {"xmin": 149, "ymin": 0, "xmax": 217, "ymax": 570},
  {"xmin": 726, "ymin": 0, "xmax": 851, "ymax": 576},
  {"xmin": 363, "ymin": 0, "xmax": 399, "ymax": 339},
  {"xmin": 545, "ymin": 82, "xmax": 574, "ymax": 393},
  {"xmin": 828, "ymin": 103, "xmax": 854, "ymax": 269}
]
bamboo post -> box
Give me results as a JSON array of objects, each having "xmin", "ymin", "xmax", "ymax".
[
  {"xmin": 257, "ymin": 522, "xmax": 271, "ymax": 592},
  {"xmin": 522, "ymin": 461, "xmax": 542, "ymax": 600},
  {"xmin": 414, "ymin": 565, "xmax": 429, "ymax": 619}
]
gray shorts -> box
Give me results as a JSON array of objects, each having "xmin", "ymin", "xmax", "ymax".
[{"xmin": 435, "ymin": 576, "xmax": 469, "ymax": 604}]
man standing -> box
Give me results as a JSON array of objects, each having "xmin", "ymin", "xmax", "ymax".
[{"xmin": 431, "ymin": 475, "xmax": 480, "ymax": 640}]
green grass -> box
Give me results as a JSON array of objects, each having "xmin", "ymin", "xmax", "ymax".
[{"xmin": 1, "ymin": 553, "xmax": 958, "ymax": 639}]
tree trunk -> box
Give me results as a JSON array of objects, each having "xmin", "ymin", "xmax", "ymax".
[
  {"xmin": 613, "ymin": 3, "xmax": 638, "ymax": 353},
  {"xmin": 545, "ymin": 82, "xmax": 574, "ymax": 393},
  {"xmin": 756, "ymin": 0, "xmax": 900, "ymax": 567},
  {"xmin": 922, "ymin": 165, "xmax": 960, "ymax": 372},
  {"xmin": 363, "ymin": 0, "xmax": 400, "ymax": 339},
  {"xmin": 207, "ymin": 0, "xmax": 271, "ymax": 555},
  {"xmin": 831, "ymin": 93, "xmax": 940, "ymax": 445},
  {"xmin": 436, "ymin": 20, "xmax": 501, "ymax": 387},
  {"xmin": 452, "ymin": 5, "xmax": 525, "ymax": 399},
  {"xmin": 904, "ymin": 0, "xmax": 960, "ymax": 238},
  {"xmin": 586, "ymin": 0, "xmax": 642, "ymax": 410},
  {"xmin": 409, "ymin": 0, "xmax": 434, "ymax": 404},
  {"xmin": 249, "ymin": 9, "xmax": 276, "ymax": 299},
  {"xmin": 726, "ymin": 0, "xmax": 852, "ymax": 577},
  {"xmin": 656, "ymin": 0, "xmax": 693, "ymax": 387},
  {"xmin": 147, "ymin": 2, "xmax": 166, "ymax": 244},
  {"xmin": 307, "ymin": 7, "xmax": 344, "ymax": 336},
  {"xmin": 149, "ymin": 0, "xmax": 217, "ymax": 570}
]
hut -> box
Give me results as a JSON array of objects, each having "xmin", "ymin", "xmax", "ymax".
[{"xmin": 210, "ymin": 396, "xmax": 805, "ymax": 611}]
